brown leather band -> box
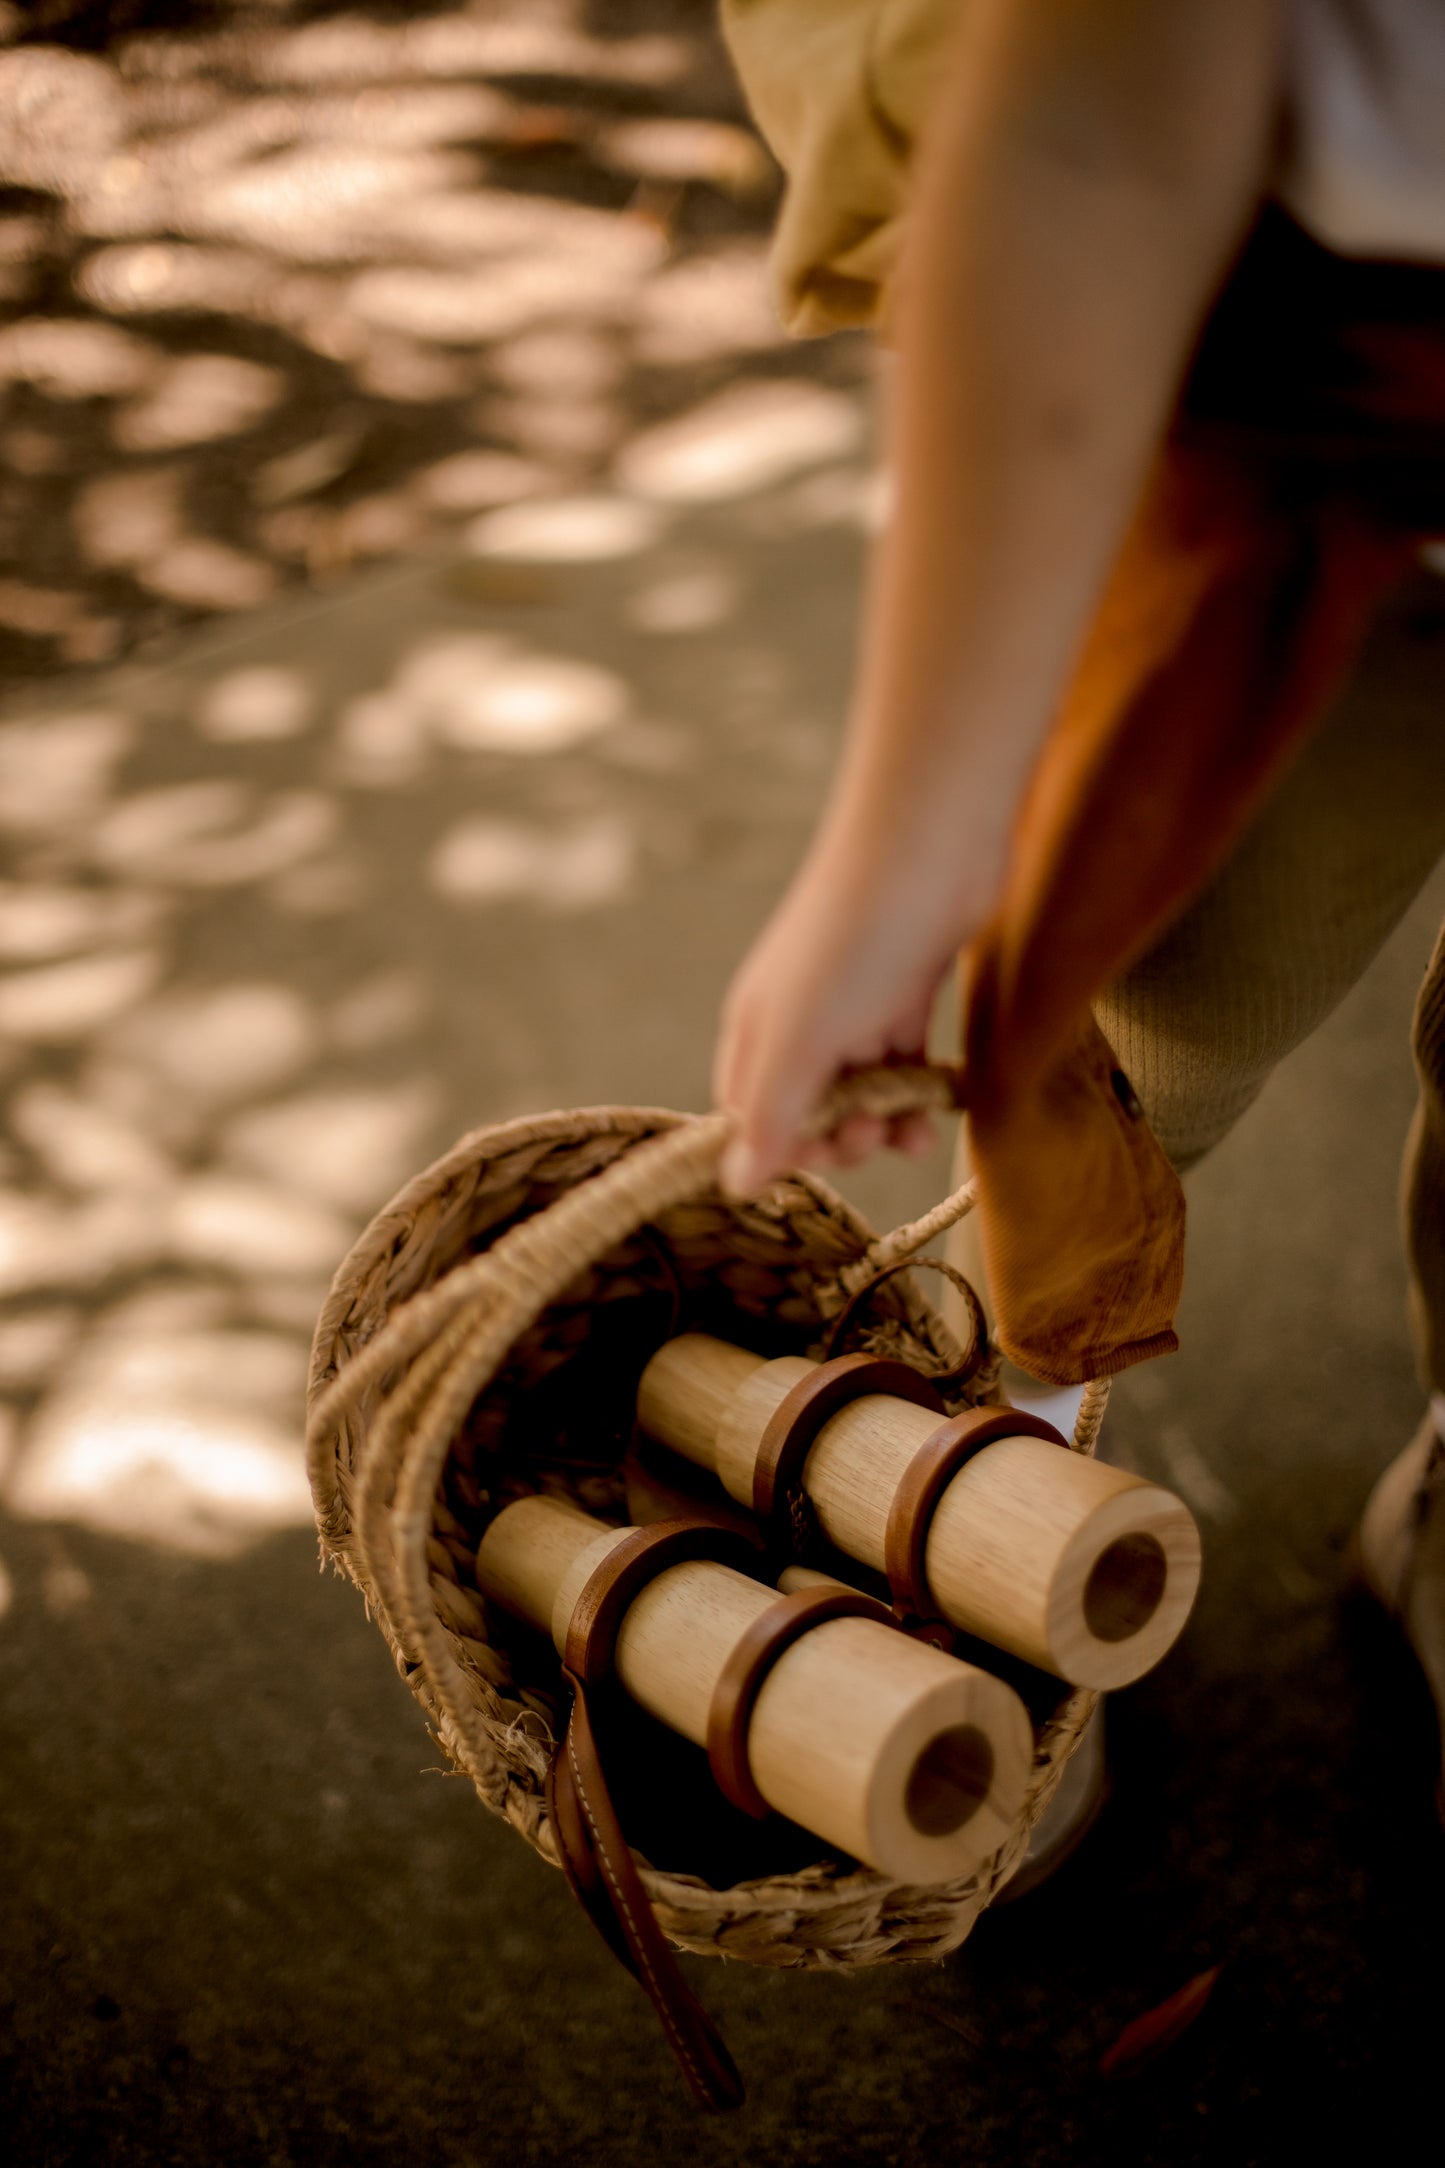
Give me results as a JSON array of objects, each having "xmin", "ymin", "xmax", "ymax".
[
  {"xmin": 562, "ymin": 1517, "xmax": 762, "ymax": 1687},
  {"xmin": 753, "ymin": 1354, "xmax": 946, "ymax": 1562},
  {"xmin": 823, "ymin": 1256, "xmax": 990, "ymax": 1395},
  {"xmin": 704, "ymin": 1583, "xmax": 896, "ymax": 1818},
  {"xmin": 548, "ymin": 1515, "xmax": 761, "ymax": 2112},
  {"xmin": 883, "ymin": 1405, "xmax": 1069, "ymax": 1631}
]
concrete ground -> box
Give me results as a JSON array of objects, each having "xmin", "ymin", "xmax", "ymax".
[
  {"xmin": 3, "ymin": 7, "xmax": 1445, "ymax": 2166},
  {"xmin": 3, "ymin": 434, "xmax": 1445, "ymax": 2168}
]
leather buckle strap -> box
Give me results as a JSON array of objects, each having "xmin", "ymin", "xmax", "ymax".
[
  {"xmin": 705, "ymin": 1583, "xmax": 896, "ymax": 1818},
  {"xmin": 883, "ymin": 1406, "xmax": 1068, "ymax": 1637},
  {"xmin": 548, "ymin": 1517, "xmax": 759, "ymax": 2113},
  {"xmin": 753, "ymin": 1355, "xmax": 946, "ymax": 1564}
]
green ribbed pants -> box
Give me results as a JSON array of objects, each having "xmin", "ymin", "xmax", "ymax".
[
  {"xmin": 949, "ymin": 581, "xmax": 1445, "ymax": 1391},
  {"xmin": 1094, "ymin": 585, "xmax": 1445, "ymax": 1391}
]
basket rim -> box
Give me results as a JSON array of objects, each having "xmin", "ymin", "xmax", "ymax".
[{"xmin": 307, "ymin": 1102, "xmax": 689, "ymax": 1408}]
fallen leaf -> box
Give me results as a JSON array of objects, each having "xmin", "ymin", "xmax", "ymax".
[
  {"xmin": 1099, "ymin": 1965, "xmax": 1223, "ymax": 2080},
  {"xmin": 894, "ymin": 1997, "xmax": 984, "ymax": 2051}
]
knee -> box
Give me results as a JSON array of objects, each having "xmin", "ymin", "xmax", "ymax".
[{"xmin": 1094, "ymin": 991, "xmax": 1273, "ymax": 1175}]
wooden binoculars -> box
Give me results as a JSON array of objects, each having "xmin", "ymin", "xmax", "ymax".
[
  {"xmin": 475, "ymin": 1332, "xmax": 1200, "ymax": 1885},
  {"xmin": 636, "ymin": 1333, "xmax": 1201, "ymax": 1691}
]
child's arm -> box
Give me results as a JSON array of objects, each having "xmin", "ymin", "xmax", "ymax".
[{"xmin": 713, "ymin": 0, "xmax": 1282, "ymax": 1190}]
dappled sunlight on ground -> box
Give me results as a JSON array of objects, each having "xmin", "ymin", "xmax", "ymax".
[
  {"xmin": 0, "ymin": 2, "xmax": 893, "ymax": 1578},
  {"xmin": 7, "ymin": 1291, "xmax": 314, "ymax": 1557},
  {"xmin": 0, "ymin": 0, "xmax": 871, "ymax": 683},
  {"xmin": 0, "ymin": 429, "xmax": 889, "ymax": 1567},
  {"xmin": 616, "ymin": 378, "xmax": 864, "ymax": 502},
  {"xmin": 465, "ymin": 491, "xmax": 665, "ymax": 561}
]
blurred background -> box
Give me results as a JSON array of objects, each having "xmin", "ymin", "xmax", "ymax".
[{"xmin": 1, "ymin": 5, "xmax": 1443, "ymax": 2164}]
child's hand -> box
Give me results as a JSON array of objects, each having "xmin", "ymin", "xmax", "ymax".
[{"xmin": 711, "ymin": 830, "xmax": 994, "ymax": 1193}]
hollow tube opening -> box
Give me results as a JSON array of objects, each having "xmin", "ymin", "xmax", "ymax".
[
  {"xmin": 904, "ymin": 1724, "xmax": 995, "ymax": 1838},
  {"xmin": 1083, "ymin": 1531, "xmax": 1167, "ymax": 1644}
]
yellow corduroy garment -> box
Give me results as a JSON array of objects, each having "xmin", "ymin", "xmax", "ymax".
[{"xmin": 720, "ymin": 0, "xmax": 959, "ymax": 336}]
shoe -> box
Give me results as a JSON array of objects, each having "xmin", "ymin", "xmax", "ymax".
[
  {"xmin": 1356, "ymin": 1397, "xmax": 1445, "ymax": 1822},
  {"xmin": 992, "ymin": 1703, "xmax": 1108, "ymax": 1903}
]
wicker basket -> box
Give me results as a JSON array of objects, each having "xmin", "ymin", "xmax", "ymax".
[{"xmin": 306, "ymin": 1069, "xmax": 1102, "ymax": 1973}]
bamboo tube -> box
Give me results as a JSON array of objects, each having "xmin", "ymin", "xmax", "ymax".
[
  {"xmin": 636, "ymin": 1334, "xmax": 1201, "ymax": 1691},
  {"xmin": 478, "ymin": 1494, "xmax": 1032, "ymax": 1885}
]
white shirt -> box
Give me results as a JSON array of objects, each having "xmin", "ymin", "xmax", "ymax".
[{"xmin": 1279, "ymin": 0, "xmax": 1445, "ymax": 261}]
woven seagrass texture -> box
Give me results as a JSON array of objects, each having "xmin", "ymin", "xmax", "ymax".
[{"xmin": 306, "ymin": 1075, "xmax": 1100, "ymax": 1971}]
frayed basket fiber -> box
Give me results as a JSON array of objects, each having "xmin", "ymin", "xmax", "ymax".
[{"xmin": 305, "ymin": 1065, "xmax": 1104, "ymax": 2029}]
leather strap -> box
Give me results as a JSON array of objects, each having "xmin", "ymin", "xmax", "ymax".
[
  {"xmin": 547, "ymin": 1683, "xmax": 743, "ymax": 2110},
  {"xmin": 753, "ymin": 1354, "xmax": 946, "ymax": 1563},
  {"xmin": 562, "ymin": 1519, "xmax": 761, "ymax": 1686},
  {"xmin": 883, "ymin": 1405, "xmax": 1068, "ymax": 1635},
  {"xmin": 705, "ymin": 1583, "xmax": 896, "ymax": 1818},
  {"xmin": 823, "ymin": 1256, "xmax": 990, "ymax": 1395},
  {"xmin": 548, "ymin": 1518, "xmax": 759, "ymax": 2112}
]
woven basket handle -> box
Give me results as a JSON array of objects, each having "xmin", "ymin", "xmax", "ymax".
[
  {"xmin": 806, "ymin": 1058, "xmax": 968, "ymax": 1140},
  {"xmin": 311, "ymin": 1060, "xmax": 973, "ymax": 1455}
]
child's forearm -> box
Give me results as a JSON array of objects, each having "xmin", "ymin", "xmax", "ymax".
[
  {"xmin": 817, "ymin": 0, "xmax": 1282, "ymax": 909},
  {"xmin": 712, "ymin": 0, "xmax": 1283, "ymax": 1184}
]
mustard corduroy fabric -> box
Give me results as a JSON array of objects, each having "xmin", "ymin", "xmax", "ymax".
[{"xmin": 720, "ymin": 0, "xmax": 961, "ymax": 335}]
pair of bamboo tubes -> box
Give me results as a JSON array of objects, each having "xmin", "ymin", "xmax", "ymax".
[
  {"xmin": 476, "ymin": 1332, "xmax": 1200, "ymax": 1886},
  {"xmin": 636, "ymin": 1334, "xmax": 1201, "ymax": 1692},
  {"xmin": 477, "ymin": 1492, "xmax": 1033, "ymax": 1885}
]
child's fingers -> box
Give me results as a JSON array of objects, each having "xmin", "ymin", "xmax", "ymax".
[
  {"xmin": 711, "ymin": 984, "xmax": 757, "ymax": 1113},
  {"xmin": 888, "ymin": 1110, "xmax": 938, "ymax": 1158},
  {"xmin": 719, "ymin": 1049, "xmax": 823, "ymax": 1193},
  {"xmin": 822, "ymin": 1113, "xmax": 886, "ymax": 1168}
]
